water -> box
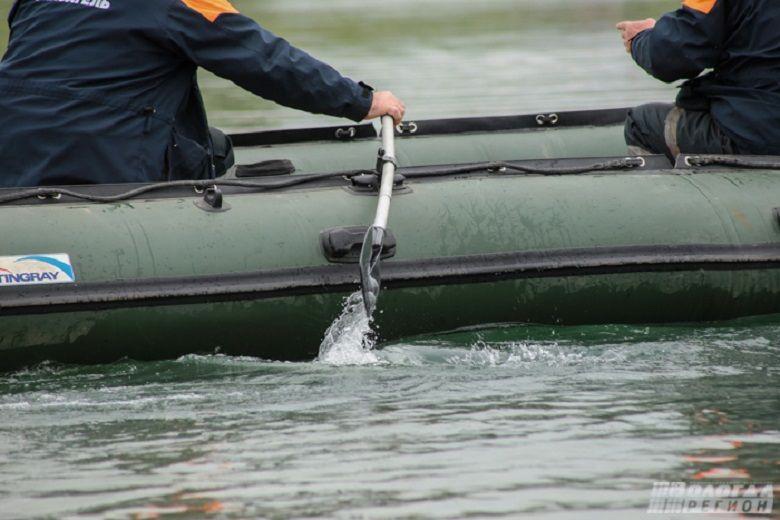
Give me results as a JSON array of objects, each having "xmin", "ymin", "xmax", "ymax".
[
  {"xmin": 317, "ymin": 292, "xmax": 379, "ymax": 366},
  {"xmin": 1, "ymin": 0, "xmax": 779, "ymax": 518},
  {"xmin": 1, "ymin": 322, "xmax": 778, "ymax": 518},
  {"xmin": 198, "ymin": 0, "xmax": 676, "ymax": 130}
]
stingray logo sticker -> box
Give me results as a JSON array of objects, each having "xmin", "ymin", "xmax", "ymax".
[{"xmin": 0, "ymin": 254, "xmax": 76, "ymax": 287}]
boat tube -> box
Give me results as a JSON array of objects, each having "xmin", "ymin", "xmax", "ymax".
[{"xmin": 2, "ymin": 107, "xmax": 780, "ymax": 370}]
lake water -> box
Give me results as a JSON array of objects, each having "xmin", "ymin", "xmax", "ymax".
[{"xmin": 1, "ymin": 0, "xmax": 778, "ymax": 518}]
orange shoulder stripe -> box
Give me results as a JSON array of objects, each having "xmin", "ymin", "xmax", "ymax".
[
  {"xmin": 682, "ymin": 0, "xmax": 717, "ymax": 14},
  {"xmin": 181, "ymin": 0, "xmax": 239, "ymax": 22}
]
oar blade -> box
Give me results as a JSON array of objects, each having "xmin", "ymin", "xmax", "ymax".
[{"xmin": 359, "ymin": 225, "xmax": 385, "ymax": 316}]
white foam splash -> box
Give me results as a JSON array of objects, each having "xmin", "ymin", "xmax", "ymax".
[
  {"xmin": 317, "ymin": 292, "xmax": 381, "ymax": 366},
  {"xmin": 444, "ymin": 340, "xmax": 589, "ymax": 367}
]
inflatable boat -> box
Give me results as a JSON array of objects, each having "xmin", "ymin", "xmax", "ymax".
[{"xmin": 2, "ymin": 107, "xmax": 780, "ymax": 370}]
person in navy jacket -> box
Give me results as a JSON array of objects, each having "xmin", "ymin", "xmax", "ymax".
[
  {"xmin": 618, "ymin": 0, "xmax": 780, "ymax": 159},
  {"xmin": 0, "ymin": 0, "xmax": 405, "ymax": 187}
]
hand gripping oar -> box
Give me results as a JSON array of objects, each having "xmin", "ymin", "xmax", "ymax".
[{"xmin": 359, "ymin": 115, "xmax": 398, "ymax": 317}]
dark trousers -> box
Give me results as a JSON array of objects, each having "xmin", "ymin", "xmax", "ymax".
[
  {"xmin": 624, "ymin": 103, "xmax": 739, "ymax": 161},
  {"xmin": 209, "ymin": 127, "xmax": 235, "ymax": 177}
]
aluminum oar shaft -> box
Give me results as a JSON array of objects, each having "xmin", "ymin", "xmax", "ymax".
[
  {"xmin": 372, "ymin": 116, "xmax": 397, "ymax": 230},
  {"xmin": 359, "ymin": 116, "xmax": 398, "ymax": 316}
]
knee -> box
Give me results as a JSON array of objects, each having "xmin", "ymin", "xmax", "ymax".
[
  {"xmin": 624, "ymin": 107, "xmax": 642, "ymax": 147},
  {"xmin": 624, "ymin": 103, "xmax": 673, "ymax": 151}
]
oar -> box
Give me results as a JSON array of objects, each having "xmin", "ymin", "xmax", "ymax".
[{"xmin": 359, "ymin": 115, "xmax": 398, "ymax": 317}]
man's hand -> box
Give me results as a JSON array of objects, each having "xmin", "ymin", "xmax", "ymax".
[
  {"xmin": 616, "ymin": 18, "xmax": 656, "ymax": 53},
  {"xmin": 366, "ymin": 91, "xmax": 406, "ymax": 125}
]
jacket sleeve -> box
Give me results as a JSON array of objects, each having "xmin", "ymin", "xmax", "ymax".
[
  {"xmin": 631, "ymin": 0, "xmax": 726, "ymax": 83},
  {"xmin": 163, "ymin": 0, "xmax": 373, "ymax": 122}
]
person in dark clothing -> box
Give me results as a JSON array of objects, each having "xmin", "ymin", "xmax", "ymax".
[
  {"xmin": 0, "ymin": 0, "xmax": 405, "ymax": 187},
  {"xmin": 617, "ymin": 0, "xmax": 780, "ymax": 160}
]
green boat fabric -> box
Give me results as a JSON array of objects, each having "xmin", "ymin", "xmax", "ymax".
[{"xmin": 233, "ymin": 125, "xmax": 630, "ymax": 175}]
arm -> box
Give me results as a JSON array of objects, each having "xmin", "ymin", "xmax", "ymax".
[
  {"xmin": 164, "ymin": 0, "xmax": 373, "ymax": 121},
  {"xmin": 622, "ymin": 0, "xmax": 726, "ymax": 83}
]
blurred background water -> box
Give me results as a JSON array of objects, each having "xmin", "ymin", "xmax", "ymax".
[
  {"xmin": 1, "ymin": 0, "xmax": 778, "ymax": 518},
  {"xmin": 202, "ymin": 0, "xmax": 676, "ymax": 130}
]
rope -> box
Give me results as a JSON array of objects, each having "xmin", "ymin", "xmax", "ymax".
[
  {"xmin": 686, "ymin": 155, "xmax": 780, "ymax": 170},
  {"xmin": 0, "ymin": 172, "xmax": 365, "ymax": 205},
  {"xmin": 401, "ymin": 157, "xmax": 645, "ymax": 178},
  {"xmin": 0, "ymin": 157, "xmax": 646, "ymax": 205}
]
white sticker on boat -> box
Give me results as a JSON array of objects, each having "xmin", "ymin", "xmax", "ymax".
[{"xmin": 0, "ymin": 254, "xmax": 76, "ymax": 286}]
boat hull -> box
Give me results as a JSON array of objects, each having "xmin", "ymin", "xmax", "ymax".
[
  {"xmin": 5, "ymin": 266, "xmax": 780, "ymax": 369},
  {"xmin": 2, "ymin": 109, "xmax": 780, "ymax": 369}
]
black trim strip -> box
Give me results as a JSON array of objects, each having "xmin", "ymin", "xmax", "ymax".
[
  {"xmin": 2, "ymin": 243, "xmax": 780, "ymax": 316},
  {"xmin": 228, "ymin": 108, "xmax": 630, "ymax": 147},
  {"xmin": 230, "ymin": 123, "xmax": 377, "ymax": 147},
  {"xmin": 403, "ymin": 108, "xmax": 629, "ymax": 138}
]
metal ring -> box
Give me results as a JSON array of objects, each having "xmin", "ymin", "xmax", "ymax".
[
  {"xmin": 37, "ymin": 193, "xmax": 62, "ymax": 200},
  {"xmin": 396, "ymin": 122, "xmax": 418, "ymax": 135},
  {"xmin": 684, "ymin": 156, "xmax": 695, "ymax": 167},
  {"xmin": 486, "ymin": 164, "xmax": 507, "ymax": 173},
  {"xmin": 535, "ymin": 113, "xmax": 560, "ymax": 126},
  {"xmin": 626, "ymin": 156, "xmax": 646, "ymax": 168},
  {"xmin": 193, "ymin": 186, "xmax": 205, "ymax": 194},
  {"xmin": 335, "ymin": 127, "xmax": 357, "ymax": 140}
]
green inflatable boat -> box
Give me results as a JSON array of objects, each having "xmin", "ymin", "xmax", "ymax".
[{"xmin": 2, "ymin": 107, "xmax": 780, "ymax": 370}]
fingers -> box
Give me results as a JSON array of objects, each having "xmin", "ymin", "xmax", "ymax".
[
  {"xmin": 365, "ymin": 91, "xmax": 406, "ymax": 125},
  {"xmin": 388, "ymin": 109, "xmax": 402, "ymax": 126},
  {"xmin": 616, "ymin": 18, "xmax": 656, "ymax": 45},
  {"xmin": 616, "ymin": 20, "xmax": 643, "ymax": 53},
  {"xmin": 389, "ymin": 99, "xmax": 406, "ymax": 126}
]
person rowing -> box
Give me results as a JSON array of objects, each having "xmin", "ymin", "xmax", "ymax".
[
  {"xmin": 617, "ymin": 0, "xmax": 780, "ymax": 160},
  {"xmin": 0, "ymin": 0, "xmax": 405, "ymax": 187}
]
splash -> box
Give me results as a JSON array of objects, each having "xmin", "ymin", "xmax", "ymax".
[
  {"xmin": 443, "ymin": 341, "xmax": 588, "ymax": 367},
  {"xmin": 317, "ymin": 292, "xmax": 381, "ymax": 366}
]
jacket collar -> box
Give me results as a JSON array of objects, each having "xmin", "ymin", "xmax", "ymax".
[{"xmin": 8, "ymin": 0, "xmax": 20, "ymax": 27}]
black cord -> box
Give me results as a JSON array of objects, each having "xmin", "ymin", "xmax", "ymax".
[
  {"xmin": 0, "ymin": 171, "xmax": 364, "ymax": 205},
  {"xmin": 686, "ymin": 155, "xmax": 780, "ymax": 170},
  {"xmin": 0, "ymin": 157, "xmax": 645, "ymax": 205},
  {"xmin": 401, "ymin": 157, "xmax": 645, "ymax": 178}
]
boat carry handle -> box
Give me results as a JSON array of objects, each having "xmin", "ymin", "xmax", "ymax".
[
  {"xmin": 320, "ymin": 226, "xmax": 397, "ymax": 264},
  {"xmin": 235, "ymin": 159, "xmax": 296, "ymax": 178}
]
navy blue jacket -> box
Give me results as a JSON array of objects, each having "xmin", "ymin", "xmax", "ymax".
[
  {"xmin": 0, "ymin": 0, "xmax": 373, "ymax": 187},
  {"xmin": 632, "ymin": 0, "xmax": 780, "ymax": 155}
]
